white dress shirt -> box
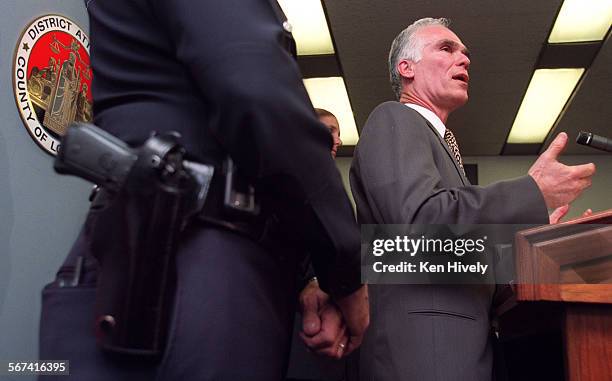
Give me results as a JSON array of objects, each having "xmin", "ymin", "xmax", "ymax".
[{"xmin": 404, "ymin": 103, "xmax": 446, "ymax": 138}]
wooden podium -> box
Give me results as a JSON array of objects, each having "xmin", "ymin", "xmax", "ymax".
[{"xmin": 496, "ymin": 210, "xmax": 612, "ymax": 381}]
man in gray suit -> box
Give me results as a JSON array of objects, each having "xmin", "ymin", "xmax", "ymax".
[{"xmin": 350, "ymin": 18, "xmax": 595, "ymax": 380}]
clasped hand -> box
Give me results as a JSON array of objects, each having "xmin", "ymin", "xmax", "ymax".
[{"xmin": 299, "ymin": 280, "xmax": 369, "ymax": 359}]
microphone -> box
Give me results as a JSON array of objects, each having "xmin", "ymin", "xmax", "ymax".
[{"xmin": 576, "ymin": 131, "xmax": 612, "ymax": 153}]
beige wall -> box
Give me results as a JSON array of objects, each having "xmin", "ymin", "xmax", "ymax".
[{"xmin": 336, "ymin": 155, "xmax": 611, "ymax": 220}]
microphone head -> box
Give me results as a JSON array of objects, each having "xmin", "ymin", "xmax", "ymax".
[{"xmin": 576, "ymin": 131, "xmax": 591, "ymax": 146}]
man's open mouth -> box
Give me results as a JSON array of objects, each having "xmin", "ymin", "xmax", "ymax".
[{"xmin": 452, "ymin": 73, "xmax": 469, "ymax": 83}]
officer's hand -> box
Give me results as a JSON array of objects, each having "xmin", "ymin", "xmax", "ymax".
[
  {"xmin": 299, "ymin": 302, "xmax": 348, "ymax": 359},
  {"xmin": 299, "ymin": 280, "xmax": 349, "ymax": 358},
  {"xmin": 529, "ymin": 132, "xmax": 595, "ymax": 209},
  {"xmin": 299, "ymin": 279, "xmax": 328, "ymax": 336},
  {"xmin": 334, "ymin": 284, "xmax": 369, "ymax": 356}
]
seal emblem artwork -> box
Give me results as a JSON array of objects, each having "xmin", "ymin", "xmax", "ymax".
[{"xmin": 13, "ymin": 14, "xmax": 92, "ymax": 155}]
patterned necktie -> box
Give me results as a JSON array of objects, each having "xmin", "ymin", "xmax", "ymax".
[{"xmin": 444, "ymin": 128, "xmax": 465, "ymax": 174}]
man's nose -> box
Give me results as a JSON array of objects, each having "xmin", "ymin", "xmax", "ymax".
[{"xmin": 458, "ymin": 53, "xmax": 470, "ymax": 69}]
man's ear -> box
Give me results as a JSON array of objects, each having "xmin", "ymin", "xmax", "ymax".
[{"xmin": 397, "ymin": 59, "xmax": 415, "ymax": 80}]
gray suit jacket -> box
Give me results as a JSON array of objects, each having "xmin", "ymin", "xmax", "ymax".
[{"xmin": 350, "ymin": 102, "xmax": 548, "ymax": 381}]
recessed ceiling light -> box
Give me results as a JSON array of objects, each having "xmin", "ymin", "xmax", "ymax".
[
  {"xmin": 549, "ymin": 0, "xmax": 612, "ymax": 43},
  {"xmin": 507, "ymin": 68, "xmax": 584, "ymax": 144},
  {"xmin": 277, "ymin": 0, "xmax": 335, "ymax": 55},
  {"xmin": 303, "ymin": 77, "xmax": 358, "ymax": 146}
]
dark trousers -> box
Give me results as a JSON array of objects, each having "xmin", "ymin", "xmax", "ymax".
[{"xmin": 39, "ymin": 222, "xmax": 299, "ymax": 380}]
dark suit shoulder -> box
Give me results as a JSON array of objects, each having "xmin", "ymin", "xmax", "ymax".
[
  {"xmin": 353, "ymin": 101, "xmax": 440, "ymax": 184},
  {"xmin": 360, "ymin": 101, "xmax": 434, "ymax": 145}
]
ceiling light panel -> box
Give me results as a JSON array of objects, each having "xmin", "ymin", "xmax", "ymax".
[
  {"xmin": 277, "ymin": 0, "xmax": 335, "ymax": 55},
  {"xmin": 548, "ymin": 0, "xmax": 612, "ymax": 43},
  {"xmin": 507, "ymin": 68, "xmax": 584, "ymax": 144},
  {"xmin": 303, "ymin": 77, "xmax": 358, "ymax": 145}
]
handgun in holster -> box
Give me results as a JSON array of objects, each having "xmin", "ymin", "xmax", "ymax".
[{"xmin": 54, "ymin": 123, "xmax": 223, "ymax": 358}]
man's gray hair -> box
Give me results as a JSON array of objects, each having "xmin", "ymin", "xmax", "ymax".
[{"xmin": 388, "ymin": 18, "xmax": 450, "ymax": 100}]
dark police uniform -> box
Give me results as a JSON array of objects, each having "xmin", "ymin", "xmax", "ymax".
[{"xmin": 38, "ymin": 1, "xmax": 361, "ymax": 380}]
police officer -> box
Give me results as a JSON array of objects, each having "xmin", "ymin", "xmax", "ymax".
[
  {"xmin": 287, "ymin": 108, "xmax": 349, "ymax": 380},
  {"xmin": 39, "ymin": 1, "xmax": 368, "ymax": 380}
]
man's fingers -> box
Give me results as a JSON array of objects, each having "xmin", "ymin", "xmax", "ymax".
[
  {"xmin": 320, "ymin": 303, "xmax": 342, "ymax": 327},
  {"xmin": 314, "ymin": 327, "xmax": 347, "ymax": 359},
  {"xmin": 300, "ymin": 305, "xmax": 346, "ymax": 350},
  {"xmin": 300, "ymin": 331, "xmax": 328, "ymax": 350},
  {"xmin": 301, "ymin": 296, "xmax": 321, "ymax": 336},
  {"xmin": 570, "ymin": 162, "xmax": 596, "ymax": 178},
  {"xmin": 335, "ymin": 336, "xmax": 349, "ymax": 359},
  {"xmin": 343, "ymin": 334, "xmax": 364, "ymax": 356},
  {"xmin": 527, "ymin": 133, "xmax": 596, "ymax": 210},
  {"xmin": 582, "ymin": 209, "xmax": 593, "ymax": 217},
  {"xmin": 299, "ymin": 280, "xmax": 332, "ymax": 337},
  {"xmin": 300, "ymin": 317, "xmax": 343, "ymax": 350},
  {"xmin": 313, "ymin": 341, "xmax": 345, "ymax": 359},
  {"xmin": 543, "ymin": 132, "xmax": 568, "ymax": 160},
  {"xmin": 334, "ymin": 284, "xmax": 370, "ymax": 354},
  {"xmin": 549, "ymin": 205, "xmax": 569, "ymax": 224},
  {"xmin": 299, "ymin": 324, "xmax": 344, "ymax": 351}
]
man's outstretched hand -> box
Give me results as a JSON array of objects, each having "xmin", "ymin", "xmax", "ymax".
[{"xmin": 529, "ymin": 132, "xmax": 595, "ymax": 209}]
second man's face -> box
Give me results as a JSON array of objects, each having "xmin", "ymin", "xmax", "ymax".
[{"xmin": 319, "ymin": 115, "xmax": 342, "ymax": 158}]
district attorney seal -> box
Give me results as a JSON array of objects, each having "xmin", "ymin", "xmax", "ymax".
[{"xmin": 13, "ymin": 14, "xmax": 92, "ymax": 155}]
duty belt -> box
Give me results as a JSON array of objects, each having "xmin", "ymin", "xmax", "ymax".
[{"xmin": 90, "ymin": 157, "xmax": 274, "ymax": 244}]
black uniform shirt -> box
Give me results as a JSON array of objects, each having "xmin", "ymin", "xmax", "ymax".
[{"xmin": 86, "ymin": 0, "xmax": 361, "ymax": 297}]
